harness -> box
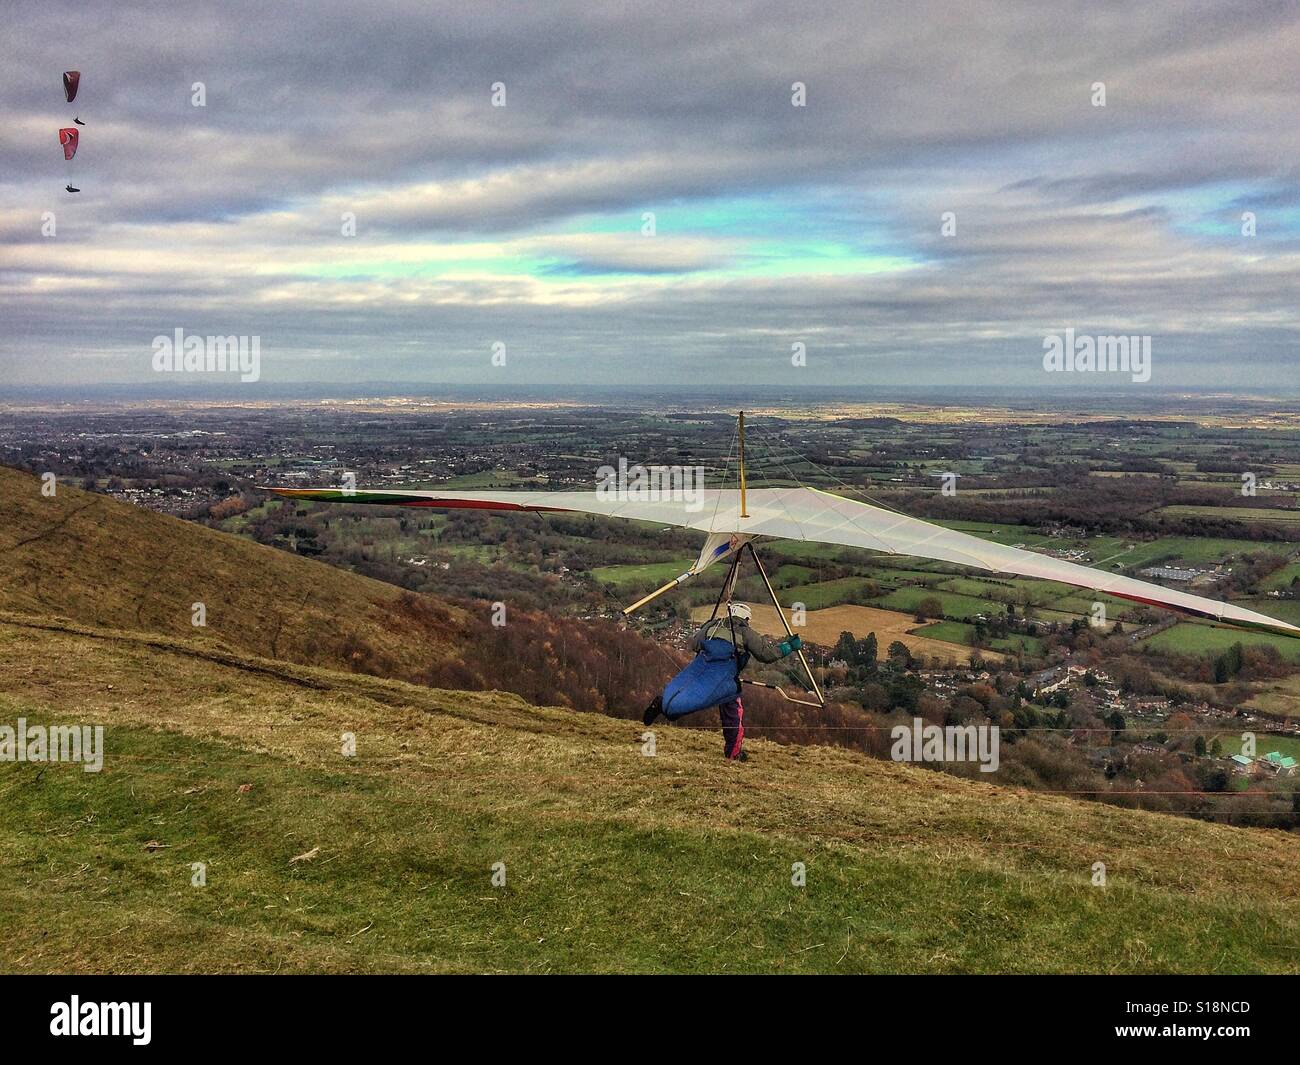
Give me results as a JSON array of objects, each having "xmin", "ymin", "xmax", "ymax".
[{"xmin": 705, "ymin": 551, "xmax": 748, "ymax": 694}]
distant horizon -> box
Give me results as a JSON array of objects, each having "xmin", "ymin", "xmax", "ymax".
[{"xmin": 6, "ymin": 379, "xmax": 1300, "ymax": 412}]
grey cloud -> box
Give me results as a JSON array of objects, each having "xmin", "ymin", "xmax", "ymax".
[{"xmin": 2, "ymin": 0, "xmax": 1298, "ymax": 389}]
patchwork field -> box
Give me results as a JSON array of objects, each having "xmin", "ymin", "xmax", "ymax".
[{"xmin": 691, "ymin": 603, "xmax": 1003, "ymax": 664}]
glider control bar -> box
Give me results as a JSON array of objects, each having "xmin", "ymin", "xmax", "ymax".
[
  {"xmin": 623, "ymin": 570, "xmax": 697, "ymax": 615},
  {"xmin": 740, "ymin": 678, "xmax": 825, "ymax": 708}
]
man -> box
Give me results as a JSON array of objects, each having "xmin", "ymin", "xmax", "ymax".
[{"xmin": 643, "ymin": 602, "xmax": 802, "ymax": 762}]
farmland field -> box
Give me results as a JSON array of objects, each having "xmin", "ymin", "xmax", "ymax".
[
  {"xmin": 1115, "ymin": 536, "xmax": 1294, "ymax": 567},
  {"xmin": 782, "ymin": 577, "xmax": 881, "ymax": 609},
  {"xmin": 1260, "ymin": 562, "xmax": 1300, "ymax": 590},
  {"xmin": 1244, "ymin": 675, "xmax": 1300, "ymax": 721},
  {"xmin": 690, "ymin": 603, "xmax": 1000, "ymax": 664},
  {"xmin": 876, "ymin": 586, "xmax": 993, "ymax": 619},
  {"xmin": 592, "ymin": 560, "xmax": 692, "ymax": 588},
  {"xmin": 912, "ymin": 620, "xmax": 1044, "ymax": 656},
  {"xmin": 1156, "ymin": 505, "xmax": 1300, "ymax": 527},
  {"xmin": 1141, "ymin": 623, "xmax": 1300, "ymax": 663}
]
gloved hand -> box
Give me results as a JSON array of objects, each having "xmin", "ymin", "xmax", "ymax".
[{"xmin": 778, "ymin": 634, "xmax": 802, "ymax": 656}]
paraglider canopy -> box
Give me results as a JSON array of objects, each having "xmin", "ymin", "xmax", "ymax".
[
  {"xmin": 63, "ymin": 71, "xmax": 80, "ymax": 102},
  {"xmin": 59, "ymin": 127, "xmax": 79, "ymax": 160}
]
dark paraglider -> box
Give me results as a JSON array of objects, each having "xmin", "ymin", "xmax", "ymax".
[{"xmin": 61, "ymin": 71, "xmax": 84, "ymax": 191}]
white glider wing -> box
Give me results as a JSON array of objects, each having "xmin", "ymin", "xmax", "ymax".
[{"xmin": 266, "ymin": 485, "xmax": 1300, "ymax": 637}]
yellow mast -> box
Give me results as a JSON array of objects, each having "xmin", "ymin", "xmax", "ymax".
[{"xmin": 738, "ymin": 410, "xmax": 749, "ymax": 518}]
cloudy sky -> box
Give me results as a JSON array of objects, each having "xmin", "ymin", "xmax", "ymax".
[{"xmin": 3, "ymin": 0, "xmax": 1298, "ymax": 391}]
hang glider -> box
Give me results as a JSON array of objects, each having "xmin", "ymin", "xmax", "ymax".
[{"xmin": 264, "ymin": 483, "xmax": 1300, "ymax": 639}]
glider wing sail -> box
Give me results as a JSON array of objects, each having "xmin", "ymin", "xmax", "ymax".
[{"xmin": 266, "ymin": 485, "xmax": 1300, "ymax": 637}]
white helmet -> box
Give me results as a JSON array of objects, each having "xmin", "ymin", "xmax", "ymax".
[{"xmin": 726, "ymin": 602, "xmax": 752, "ymax": 623}]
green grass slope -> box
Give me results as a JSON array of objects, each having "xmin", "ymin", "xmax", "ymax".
[
  {"xmin": 0, "ymin": 466, "xmax": 667, "ymax": 715},
  {"xmin": 0, "ymin": 465, "xmax": 466, "ymax": 675},
  {"xmin": 2, "ymin": 612, "xmax": 1298, "ymax": 974}
]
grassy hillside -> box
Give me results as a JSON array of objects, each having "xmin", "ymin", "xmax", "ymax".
[
  {"xmin": 0, "ymin": 465, "xmax": 465, "ymax": 673},
  {"xmin": 2, "ymin": 611, "xmax": 1299, "ymax": 974},
  {"xmin": 0, "ymin": 466, "xmax": 666, "ymax": 715}
]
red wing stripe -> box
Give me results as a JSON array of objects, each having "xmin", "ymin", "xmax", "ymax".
[{"xmin": 403, "ymin": 498, "xmax": 567, "ymax": 513}]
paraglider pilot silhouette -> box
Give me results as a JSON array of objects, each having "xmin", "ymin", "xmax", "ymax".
[{"xmin": 643, "ymin": 602, "xmax": 801, "ymax": 762}]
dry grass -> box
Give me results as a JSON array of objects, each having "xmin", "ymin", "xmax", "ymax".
[
  {"xmin": 0, "ymin": 465, "xmax": 465, "ymax": 676},
  {"xmin": 2, "ymin": 612, "xmax": 1298, "ymax": 972}
]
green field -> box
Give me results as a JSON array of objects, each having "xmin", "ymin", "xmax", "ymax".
[
  {"xmin": 911, "ymin": 620, "xmax": 974, "ymax": 645},
  {"xmin": 1141, "ymin": 623, "xmax": 1300, "ymax": 663},
  {"xmin": 935, "ymin": 576, "xmax": 1070, "ymax": 607},
  {"xmin": 1157, "ymin": 505, "xmax": 1300, "ymax": 527},
  {"xmin": 913, "ymin": 620, "xmax": 1044, "ymax": 656},
  {"xmin": 771, "ymin": 564, "xmax": 819, "ymax": 586},
  {"xmin": 876, "ymin": 586, "xmax": 994, "ymax": 620},
  {"xmin": 591, "ymin": 560, "xmax": 692, "ymax": 589},
  {"xmin": 766, "ymin": 540, "xmax": 858, "ymax": 562},
  {"xmin": 1260, "ymin": 562, "xmax": 1300, "ymax": 591},
  {"xmin": 1119, "ymin": 536, "xmax": 1295, "ymax": 568},
  {"xmin": 1205, "ymin": 731, "xmax": 1300, "ymax": 762},
  {"xmin": 991, "ymin": 633, "xmax": 1046, "ymax": 655},
  {"xmin": 437, "ymin": 543, "xmax": 505, "ymax": 564},
  {"xmin": 784, "ymin": 578, "xmax": 881, "ymax": 610},
  {"xmin": 934, "ymin": 521, "xmax": 1054, "ymax": 548},
  {"xmin": 866, "ymin": 567, "xmax": 952, "ymax": 588}
]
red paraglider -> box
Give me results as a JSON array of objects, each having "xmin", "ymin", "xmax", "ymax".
[
  {"xmin": 63, "ymin": 71, "xmax": 80, "ymax": 103},
  {"xmin": 60, "ymin": 127, "xmax": 79, "ymax": 160}
]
